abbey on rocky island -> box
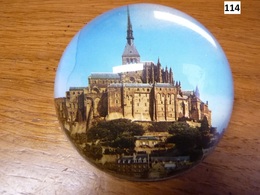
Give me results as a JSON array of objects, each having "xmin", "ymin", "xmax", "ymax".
[{"xmin": 55, "ymin": 8, "xmax": 211, "ymax": 129}]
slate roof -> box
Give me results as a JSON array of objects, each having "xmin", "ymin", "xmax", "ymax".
[
  {"xmin": 108, "ymin": 83, "xmax": 153, "ymax": 88},
  {"xmin": 122, "ymin": 44, "xmax": 140, "ymax": 57},
  {"xmin": 154, "ymin": 83, "xmax": 175, "ymax": 88},
  {"xmin": 89, "ymin": 73, "xmax": 120, "ymax": 79},
  {"xmin": 69, "ymin": 87, "xmax": 85, "ymax": 91},
  {"xmin": 107, "ymin": 83, "xmax": 122, "ymax": 88},
  {"xmin": 182, "ymin": 91, "xmax": 194, "ymax": 96}
]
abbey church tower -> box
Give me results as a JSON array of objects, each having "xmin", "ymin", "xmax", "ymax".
[{"xmin": 122, "ymin": 7, "xmax": 140, "ymax": 65}]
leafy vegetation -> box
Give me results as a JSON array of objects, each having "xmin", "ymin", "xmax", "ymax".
[
  {"xmin": 148, "ymin": 122, "xmax": 172, "ymax": 132},
  {"xmin": 84, "ymin": 143, "xmax": 103, "ymax": 160},
  {"xmin": 72, "ymin": 117, "xmax": 217, "ymax": 162},
  {"xmin": 166, "ymin": 118, "xmax": 215, "ymax": 161},
  {"xmin": 86, "ymin": 119, "xmax": 145, "ymax": 149},
  {"xmin": 168, "ymin": 122, "xmax": 190, "ymax": 134},
  {"xmin": 175, "ymin": 127, "xmax": 200, "ymax": 150}
]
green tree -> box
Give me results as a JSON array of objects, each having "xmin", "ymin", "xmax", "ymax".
[
  {"xmin": 200, "ymin": 116, "xmax": 210, "ymax": 132},
  {"xmin": 111, "ymin": 136, "xmax": 136, "ymax": 149},
  {"xmin": 170, "ymin": 127, "xmax": 201, "ymax": 153},
  {"xmin": 87, "ymin": 126, "xmax": 109, "ymax": 142},
  {"xmin": 168, "ymin": 122, "xmax": 190, "ymax": 134},
  {"xmin": 86, "ymin": 119, "xmax": 144, "ymax": 148},
  {"xmin": 200, "ymin": 133, "xmax": 211, "ymax": 148},
  {"xmin": 148, "ymin": 122, "xmax": 171, "ymax": 132},
  {"xmin": 199, "ymin": 116, "xmax": 212, "ymax": 148},
  {"xmin": 84, "ymin": 144, "xmax": 103, "ymax": 160}
]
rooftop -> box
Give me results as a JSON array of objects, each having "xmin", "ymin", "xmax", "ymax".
[
  {"xmin": 122, "ymin": 44, "xmax": 140, "ymax": 57},
  {"xmin": 182, "ymin": 91, "xmax": 194, "ymax": 96},
  {"xmin": 69, "ymin": 87, "xmax": 85, "ymax": 91},
  {"xmin": 134, "ymin": 136, "xmax": 160, "ymax": 140},
  {"xmin": 155, "ymin": 83, "xmax": 175, "ymax": 88},
  {"xmin": 89, "ymin": 73, "xmax": 120, "ymax": 79},
  {"xmin": 108, "ymin": 83, "xmax": 153, "ymax": 88}
]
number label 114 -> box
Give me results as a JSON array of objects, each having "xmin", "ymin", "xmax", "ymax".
[{"xmin": 224, "ymin": 1, "xmax": 241, "ymax": 14}]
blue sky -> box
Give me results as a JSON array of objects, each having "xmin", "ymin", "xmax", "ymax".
[{"xmin": 55, "ymin": 4, "xmax": 234, "ymax": 132}]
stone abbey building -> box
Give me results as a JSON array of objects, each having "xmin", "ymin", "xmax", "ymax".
[{"xmin": 55, "ymin": 8, "xmax": 211, "ymax": 129}]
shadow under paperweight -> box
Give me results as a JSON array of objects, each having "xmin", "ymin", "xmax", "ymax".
[{"xmin": 54, "ymin": 3, "xmax": 234, "ymax": 181}]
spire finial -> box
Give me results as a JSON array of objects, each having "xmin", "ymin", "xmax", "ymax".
[
  {"xmin": 126, "ymin": 6, "xmax": 134, "ymax": 45},
  {"xmin": 157, "ymin": 57, "xmax": 161, "ymax": 65},
  {"xmin": 122, "ymin": 6, "xmax": 140, "ymax": 64},
  {"xmin": 195, "ymin": 85, "xmax": 200, "ymax": 98}
]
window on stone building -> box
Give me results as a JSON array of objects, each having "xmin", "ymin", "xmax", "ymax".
[{"xmin": 129, "ymin": 77, "xmax": 135, "ymax": 82}]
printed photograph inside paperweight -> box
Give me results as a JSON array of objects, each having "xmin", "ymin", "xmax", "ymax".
[{"xmin": 54, "ymin": 5, "xmax": 233, "ymax": 180}]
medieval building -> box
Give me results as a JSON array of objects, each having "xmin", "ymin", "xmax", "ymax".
[{"xmin": 55, "ymin": 8, "xmax": 211, "ymax": 129}]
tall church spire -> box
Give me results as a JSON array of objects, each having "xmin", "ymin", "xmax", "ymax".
[
  {"xmin": 195, "ymin": 85, "xmax": 200, "ymax": 98},
  {"xmin": 126, "ymin": 6, "xmax": 134, "ymax": 45},
  {"xmin": 122, "ymin": 6, "xmax": 140, "ymax": 65}
]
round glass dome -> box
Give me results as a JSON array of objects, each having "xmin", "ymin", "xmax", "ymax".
[{"xmin": 54, "ymin": 3, "xmax": 234, "ymax": 181}]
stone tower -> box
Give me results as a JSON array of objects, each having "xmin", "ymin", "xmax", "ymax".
[{"xmin": 122, "ymin": 7, "xmax": 140, "ymax": 65}]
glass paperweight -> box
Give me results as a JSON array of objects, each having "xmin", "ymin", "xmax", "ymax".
[{"xmin": 54, "ymin": 3, "xmax": 234, "ymax": 181}]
